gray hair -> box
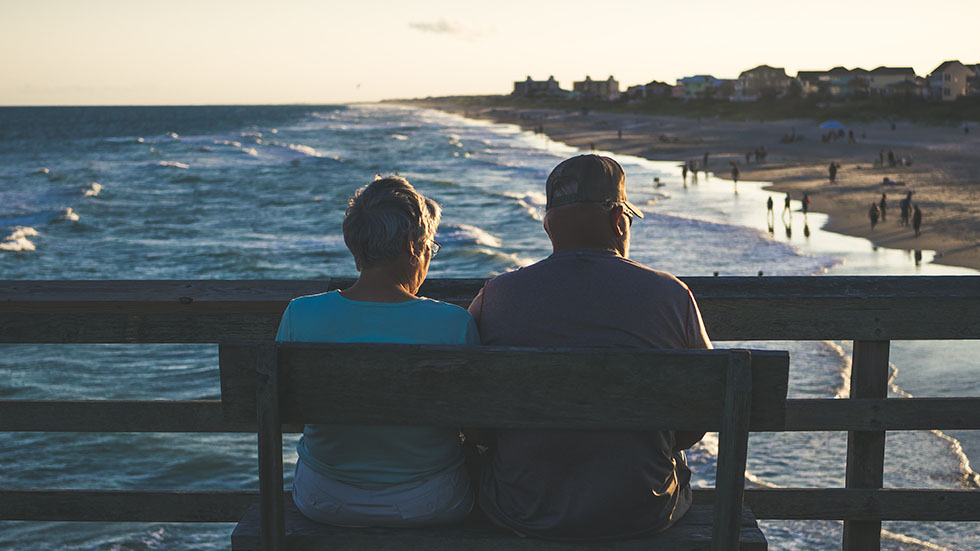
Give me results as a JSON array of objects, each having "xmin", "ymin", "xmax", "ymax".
[{"xmin": 343, "ymin": 175, "xmax": 441, "ymax": 270}]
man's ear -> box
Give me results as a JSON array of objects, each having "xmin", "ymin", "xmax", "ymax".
[
  {"xmin": 610, "ymin": 205, "xmax": 627, "ymax": 237},
  {"xmin": 405, "ymin": 236, "xmax": 417, "ymax": 257}
]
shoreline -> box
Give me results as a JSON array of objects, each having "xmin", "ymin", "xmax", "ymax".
[{"xmin": 410, "ymin": 101, "xmax": 980, "ymax": 272}]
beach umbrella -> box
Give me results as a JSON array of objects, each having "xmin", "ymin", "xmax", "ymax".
[{"xmin": 819, "ymin": 121, "xmax": 844, "ymax": 129}]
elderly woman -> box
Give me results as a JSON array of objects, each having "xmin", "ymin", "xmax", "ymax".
[{"xmin": 276, "ymin": 175, "xmax": 478, "ymax": 527}]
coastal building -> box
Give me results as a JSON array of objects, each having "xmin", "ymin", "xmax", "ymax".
[
  {"xmin": 796, "ymin": 70, "xmax": 831, "ymax": 97},
  {"xmin": 676, "ymin": 75, "xmax": 723, "ymax": 99},
  {"xmin": 572, "ymin": 75, "xmax": 621, "ymax": 101},
  {"xmin": 928, "ymin": 60, "xmax": 976, "ymax": 101},
  {"xmin": 734, "ymin": 65, "xmax": 792, "ymax": 100},
  {"xmin": 512, "ymin": 76, "xmax": 566, "ymax": 98},
  {"xmin": 626, "ymin": 80, "xmax": 672, "ymax": 100},
  {"xmin": 868, "ymin": 67, "xmax": 918, "ymax": 96}
]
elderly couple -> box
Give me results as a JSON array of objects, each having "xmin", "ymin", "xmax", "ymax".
[{"xmin": 276, "ymin": 154, "xmax": 713, "ymax": 541}]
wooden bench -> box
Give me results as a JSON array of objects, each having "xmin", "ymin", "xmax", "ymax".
[{"xmin": 219, "ymin": 343, "xmax": 790, "ymax": 551}]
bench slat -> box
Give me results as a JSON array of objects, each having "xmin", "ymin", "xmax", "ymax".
[
  {"xmin": 231, "ymin": 502, "xmax": 767, "ymax": 551},
  {"xmin": 218, "ymin": 344, "xmax": 788, "ymax": 431}
]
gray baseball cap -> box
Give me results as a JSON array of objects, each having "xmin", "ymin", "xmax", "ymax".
[{"xmin": 545, "ymin": 154, "xmax": 644, "ymax": 218}]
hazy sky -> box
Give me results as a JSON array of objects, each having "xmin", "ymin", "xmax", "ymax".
[{"xmin": 2, "ymin": 0, "xmax": 977, "ymax": 105}]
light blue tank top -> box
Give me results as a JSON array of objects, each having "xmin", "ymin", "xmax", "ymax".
[{"xmin": 276, "ymin": 290, "xmax": 479, "ymax": 487}]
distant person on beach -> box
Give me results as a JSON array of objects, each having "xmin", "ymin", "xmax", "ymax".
[
  {"xmin": 900, "ymin": 191, "xmax": 913, "ymax": 226},
  {"xmin": 913, "ymin": 205, "xmax": 922, "ymax": 236},
  {"xmin": 703, "ymin": 151, "xmax": 709, "ymax": 170},
  {"xmin": 783, "ymin": 193, "xmax": 792, "ymax": 216},
  {"xmin": 468, "ymin": 154, "xmax": 711, "ymax": 541},
  {"xmin": 277, "ymin": 176, "xmax": 477, "ymax": 527},
  {"xmin": 681, "ymin": 162, "xmax": 688, "ymax": 181},
  {"xmin": 869, "ymin": 203, "xmax": 880, "ymax": 230},
  {"xmin": 767, "ymin": 196, "xmax": 774, "ymax": 213},
  {"xmin": 879, "ymin": 193, "xmax": 887, "ymax": 222},
  {"xmin": 888, "ymin": 150, "xmax": 896, "ymax": 167},
  {"xmin": 802, "ymin": 193, "xmax": 810, "ymax": 214},
  {"xmin": 828, "ymin": 162, "xmax": 838, "ymax": 183},
  {"xmin": 730, "ymin": 163, "xmax": 739, "ymax": 193}
]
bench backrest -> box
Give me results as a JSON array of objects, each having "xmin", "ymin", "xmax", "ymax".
[
  {"xmin": 218, "ymin": 343, "xmax": 789, "ymax": 551},
  {"xmin": 220, "ymin": 343, "xmax": 789, "ymax": 430}
]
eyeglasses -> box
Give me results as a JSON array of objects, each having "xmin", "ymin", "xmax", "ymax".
[{"xmin": 429, "ymin": 241, "xmax": 442, "ymax": 257}]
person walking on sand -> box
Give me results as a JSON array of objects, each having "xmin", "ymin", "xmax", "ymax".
[
  {"xmin": 730, "ymin": 163, "xmax": 739, "ymax": 194},
  {"xmin": 900, "ymin": 191, "xmax": 913, "ymax": 226},
  {"xmin": 869, "ymin": 203, "xmax": 880, "ymax": 230},
  {"xmin": 879, "ymin": 193, "xmax": 887, "ymax": 222},
  {"xmin": 681, "ymin": 163, "xmax": 688, "ymax": 181},
  {"xmin": 767, "ymin": 196, "xmax": 774, "ymax": 215},
  {"xmin": 783, "ymin": 193, "xmax": 792, "ymax": 217},
  {"xmin": 703, "ymin": 152, "xmax": 709, "ymax": 171},
  {"xmin": 828, "ymin": 162, "xmax": 838, "ymax": 183},
  {"xmin": 912, "ymin": 205, "xmax": 922, "ymax": 237},
  {"xmin": 802, "ymin": 193, "xmax": 810, "ymax": 214}
]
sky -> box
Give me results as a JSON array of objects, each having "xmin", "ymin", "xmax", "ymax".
[{"xmin": 1, "ymin": 0, "xmax": 978, "ymax": 106}]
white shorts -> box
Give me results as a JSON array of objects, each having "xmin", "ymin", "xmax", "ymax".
[{"xmin": 292, "ymin": 458, "xmax": 474, "ymax": 527}]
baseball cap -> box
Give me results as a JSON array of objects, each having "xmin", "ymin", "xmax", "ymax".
[{"xmin": 545, "ymin": 154, "xmax": 644, "ymax": 218}]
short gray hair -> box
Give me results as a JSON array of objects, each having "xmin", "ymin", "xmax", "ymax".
[{"xmin": 343, "ymin": 175, "xmax": 441, "ymax": 270}]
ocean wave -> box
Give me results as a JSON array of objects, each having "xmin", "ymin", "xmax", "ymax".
[
  {"xmin": 31, "ymin": 168, "xmax": 50, "ymax": 175},
  {"xmin": 0, "ymin": 226, "xmax": 39, "ymax": 252},
  {"xmin": 438, "ymin": 224, "xmax": 502, "ymax": 248},
  {"xmin": 214, "ymin": 140, "xmax": 243, "ymax": 148},
  {"xmin": 153, "ymin": 161, "xmax": 190, "ymax": 169},
  {"xmin": 165, "ymin": 132, "xmax": 179, "ymax": 139},
  {"xmin": 391, "ymin": 134, "xmax": 408, "ymax": 141},
  {"xmin": 61, "ymin": 207, "xmax": 80, "ymax": 221},
  {"xmin": 83, "ymin": 183, "xmax": 102, "ymax": 197},
  {"xmin": 241, "ymin": 148, "xmax": 259, "ymax": 157}
]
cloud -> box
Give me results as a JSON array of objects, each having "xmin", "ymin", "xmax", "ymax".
[{"xmin": 408, "ymin": 18, "xmax": 477, "ymax": 38}]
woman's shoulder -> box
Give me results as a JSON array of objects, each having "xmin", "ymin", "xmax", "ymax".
[{"xmin": 413, "ymin": 297, "xmax": 473, "ymax": 320}]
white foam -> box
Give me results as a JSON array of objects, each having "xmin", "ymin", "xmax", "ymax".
[
  {"xmin": 61, "ymin": 207, "xmax": 79, "ymax": 221},
  {"xmin": 32, "ymin": 168, "xmax": 50, "ymax": 175},
  {"xmin": 154, "ymin": 161, "xmax": 190, "ymax": 169},
  {"xmin": 166, "ymin": 132, "xmax": 179, "ymax": 139},
  {"xmin": 441, "ymin": 224, "xmax": 502, "ymax": 248},
  {"xmin": 83, "ymin": 183, "xmax": 102, "ymax": 197},
  {"xmin": 242, "ymin": 148, "xmax": 259, "ymax": 157},
  {"xmin": 214, "ymin": 140, "xmax": 243, "ymax": 148},
  {"xmin": 284, "ymin": 143, "xmax": 321, "ymax": 157},
  {"xmin": 1, "ymin": 226, "xmax": 39, "ymax": 251},
  {"xmin": 391, "ymin": 134, "xmax": 408, "ymax": 141}
]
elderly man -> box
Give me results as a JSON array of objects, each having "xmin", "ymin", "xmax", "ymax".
[{"xmin": 468, "ymin": 154, "xmax": 711, "ymax": 541}]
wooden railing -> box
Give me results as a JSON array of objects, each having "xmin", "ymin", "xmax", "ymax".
[{"xmin": 2, "ymin": 277, "xmax": 980, "ymax": 550}]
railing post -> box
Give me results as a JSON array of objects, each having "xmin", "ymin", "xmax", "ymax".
[
  {"xmin": 843, "ymin": 340, "xmax": 890, "ymax": 551},
  {"xmin": 256, "ymin": 343, "xmax": 285, "ymax": 551}
]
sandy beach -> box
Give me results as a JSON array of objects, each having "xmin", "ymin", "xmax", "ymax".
[{"xmin": 413, "ymin": 101, "xmax": 980, "ymax": 271}]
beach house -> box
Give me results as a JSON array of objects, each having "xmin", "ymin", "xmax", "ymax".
[
  {"xmin": 675, "ymin": 75, "xmax": 724, "ymax": 100},
  {"xmin": 626, "ymin": 80, "xmax": 673, "ymax": 100},
  {"xmin": 928, "ymin": 60, "xmax": 976, "ymax": 101},
  {"xmin": 868, "ymin": 67, "xmax": 919, "ymax": 96},
  {"xmin": 512, "ymin": 76, "xmax": 566, "ymax": 98},
  {"xmin": 572, "ymin": 76, "xmax": 621, "ymax": 101},
  {"xmin": 733, "ymin": 65, "xmax": 792, "ymax": 101}
]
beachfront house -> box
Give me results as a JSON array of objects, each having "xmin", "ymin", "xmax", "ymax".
[
  {"xmin": 733, "ymin": 65, "xmax": 792, "ymax": 101},
  {"xmin": 626, "ymin": 80, "xmax": 673, "ymax": 100},
  {"xmin": 512, "ymin": 76, "xmax": 567, "ymax": 98},
  {"xmin": 572, "ymin": 76, "xmax": 621, "ymax": 101},
  {"xmin": 868, "ymin": 67, "xmax": 919, "ymax": 96},
  {"xmin": 796, "ymin": 70, "xmax": 830, "ymax": 97},
  {"xmin": 675, "ymin": 75, "xmax": 724, "ymax": 100},
  {"xmin": 928, "ymin": 60, "xmax": 976, "ymax": 101}
]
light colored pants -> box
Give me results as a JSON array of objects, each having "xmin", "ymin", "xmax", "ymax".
[{"xmin": 292, "ymin": 459, "xmax": 474, "ymax": 527}]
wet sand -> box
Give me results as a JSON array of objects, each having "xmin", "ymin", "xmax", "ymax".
[{"xmin": 415, "ymin": 101, "xmax": 980, "ymax": 271}]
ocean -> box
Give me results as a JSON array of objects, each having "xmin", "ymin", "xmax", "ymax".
[{"xmin": 0, "ymin": 104, "xmax": 977, "ymax": 550}]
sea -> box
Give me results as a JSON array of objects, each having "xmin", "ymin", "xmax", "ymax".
[{"xmin": 0, "ymin": 104, "xmax": 977, "ymax": 550}]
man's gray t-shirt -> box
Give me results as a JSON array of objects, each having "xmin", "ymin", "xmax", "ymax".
[{"xmin": 468, "ymin": 249, "xmax": 712, "ymax": 541}]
